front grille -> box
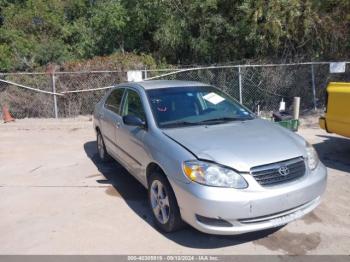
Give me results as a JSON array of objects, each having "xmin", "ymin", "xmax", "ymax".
[{"xmin": 251, "ymin": 157, "xmax": 306, "ymax": 186}]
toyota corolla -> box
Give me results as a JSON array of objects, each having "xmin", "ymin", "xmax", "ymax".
[{"xmin": 93, "ymin": 80, "xmax": 327, "ymax": 235}]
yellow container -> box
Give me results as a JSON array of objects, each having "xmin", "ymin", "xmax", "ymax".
[{"xmin": 320, "ymin": 82, "xmax": 350, "ymax": 137}]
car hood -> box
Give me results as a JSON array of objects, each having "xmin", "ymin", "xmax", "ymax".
[{"xmin": 162, "ymin": 118, "xmax": 307, "ymax": 172}]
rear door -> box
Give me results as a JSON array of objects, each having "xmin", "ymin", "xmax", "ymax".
[{"xmin": 100, "ymin": 88, "xmax": 125, "ymax": 159}]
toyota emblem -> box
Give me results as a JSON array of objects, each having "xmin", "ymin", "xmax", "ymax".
[{"xmin": 278, "ymin": 166, "xmax": 290, "ymax": 176}]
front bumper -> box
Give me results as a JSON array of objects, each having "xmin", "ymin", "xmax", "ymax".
[{"xmin": 170, "ymin": 162, "xmax": 327, "ymax": 235}]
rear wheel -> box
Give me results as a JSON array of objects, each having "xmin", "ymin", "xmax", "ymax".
[
  {"xmin": 96, "ymin": 131, "xmax": 111, "ymax": 162},
  {"xmin": 148, "ymin": 172, "xmax": 183, "ymax": 232}
]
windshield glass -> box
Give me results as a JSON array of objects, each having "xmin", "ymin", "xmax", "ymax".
[{"xmin": 147, "ymin": 86, "xmax": 254, "ymax": 128}]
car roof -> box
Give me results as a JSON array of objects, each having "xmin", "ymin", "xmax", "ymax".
[{"xmin": 120, "ymin": 80, "xmax": 210, "ymax": 90}]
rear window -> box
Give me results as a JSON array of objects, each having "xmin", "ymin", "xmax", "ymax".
[{"xmin": 105, "ymin": 88, "xmax": 124, "ymax": 114}]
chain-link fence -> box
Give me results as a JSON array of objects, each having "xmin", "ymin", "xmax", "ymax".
[
  {"xmin": 146, "ymin": 63, "xmax": 350, "ymax": 115},
  {"xmin": 1, "ymin": 62, "xmax": 350, "ymax": 118},
  {"xmin": 0, "ymin": 71, "xmax": 127, "ymax": 118},
  {"xmin": 55, "ymin": 71, "xmax": 126, "ymax": 117}
]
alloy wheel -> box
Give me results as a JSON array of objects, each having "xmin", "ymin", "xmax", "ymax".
[
  {"xmin": 150, "ymin": 180, "xmax": 170, "ymax": 224},
  {"xmin": 97, "ymin": 133, "xmax": 105, "ymax": 159}
]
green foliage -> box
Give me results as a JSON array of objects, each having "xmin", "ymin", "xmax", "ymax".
[
  {"xmin": 0, "ymin": 0, "xmax": 68, "ymax": 70},
  {"xmin": 0, "ymin": 43, "xmax": 12, "ymax": 70},
  {"xmin": 90, "ymin": 0, "xmax": 127, "ymax": 55},
  {"xmin": 153, "ymin": 0, "xmax": 349, "ymax": 63},
  {"xmin": 0, "ymin": 0, "xmax": 349, "ymax": 71}
]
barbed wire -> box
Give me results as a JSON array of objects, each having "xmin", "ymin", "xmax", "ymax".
[{"xmin": 0, "ymin": 78, "xmax": 63, "ymax": 96}]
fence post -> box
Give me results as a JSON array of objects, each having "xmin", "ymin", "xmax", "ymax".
[
  {"xmin": 51, "ymin": 72, "xmax": 58, "ymax": 118},
  {"xmin": 311, "ymin": 64, "xmax": 317, "ymax": 110},
  {"xmin": 144, "ymin": 67, "xmax": 148, "ymax": 80},
  {"xmin": 238, "ymin": 65, "xmax": 243, "ymax": 104},
  {"xmin": 293, "ymin": 97, "xmax": 301, "ymax": 120}
]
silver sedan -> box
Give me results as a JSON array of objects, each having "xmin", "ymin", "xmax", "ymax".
[{"xmin": 93, "ymin": 80, "xmax": 327, "ymax": 235}]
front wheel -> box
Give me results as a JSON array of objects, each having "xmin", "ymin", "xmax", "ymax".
[{"xmin": 148, "ymin": 172, "xmax": 184, "ymax": 232}]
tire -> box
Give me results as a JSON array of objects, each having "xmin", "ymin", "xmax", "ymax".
[
  {"xmin": 96, "ymin": 131, "xmax": 111, "ymax": 162},
  {"xmin": 148, "ymin": 172, "xmax": 184, "ymax": 232}
]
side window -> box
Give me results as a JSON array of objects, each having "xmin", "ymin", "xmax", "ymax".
[
  {"xmin": 122, "ymin": 90, "xmax": 146, "ymax": 121},
  {"xmin": 105, "ymin": 88, "xmax": 124, "ymax": 114}
]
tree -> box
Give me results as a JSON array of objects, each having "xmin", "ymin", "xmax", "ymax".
[
  {"xmin": 0, "ymin": 0, "xmax": 349, "ymax": 71},
  {"xmin": 0, "ymin": 0, "xmax": 69, "ymax": 70}
]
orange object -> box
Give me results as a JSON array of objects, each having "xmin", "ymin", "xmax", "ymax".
[{"xmin": 2, "ymin": 106, "xmax": 15, "ymax": 123}]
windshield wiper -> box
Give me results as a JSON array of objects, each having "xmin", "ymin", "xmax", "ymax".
[
  {"xmin": 161, "ymin": 116, "xmax": 253, "ymax": 128},
  {"xmin": 161, "ymin": 121, "xmax": 201, "ymax": 128},
  {"xmin": 196, "ymin": 117, "xmax": 251, "ymax": 124}
]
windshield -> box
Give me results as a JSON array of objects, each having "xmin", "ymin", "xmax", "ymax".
[{"xmin": 147, "ymin": 86, "xmax": 254, "ymax": 128}]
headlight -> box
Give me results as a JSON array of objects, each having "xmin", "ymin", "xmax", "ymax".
[
  {"xmin": 182, "ymin": 160, "xmax": 248, "ymax": 188},
  {"xmin": 306, "ymin": 142, "xmax": 319, "ymax": 170}
]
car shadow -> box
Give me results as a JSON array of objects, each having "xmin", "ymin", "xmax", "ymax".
[
  {"xmin": 313, "ymin": 135, "xmax": 350, "ymax": 173},
  {"xmin": 84, "ymin": 140, "xmax": 282, "ymax": 248}
]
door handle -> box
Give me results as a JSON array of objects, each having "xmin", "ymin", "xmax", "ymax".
[{"xmin": 115, "ymin": 122, "xmax": 121, "ymax": 128}]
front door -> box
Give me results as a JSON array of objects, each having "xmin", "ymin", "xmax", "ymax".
[{"xmin": 117, "ymin": 88, "xmax": 149, "ymax": 179}]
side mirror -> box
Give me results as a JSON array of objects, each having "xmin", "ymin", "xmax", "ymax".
[{"xmin": 123, "ymin": 115, "xmax": 146, "ymax": 127}]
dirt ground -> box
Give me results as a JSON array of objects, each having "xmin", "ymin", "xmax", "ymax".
[{"xmin": 0, "ymin": 117, "xmax": 349, "ymax": 255}]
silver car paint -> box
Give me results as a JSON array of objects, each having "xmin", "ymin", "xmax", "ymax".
[
  {"xmin": 169, "ymin": 162, "xmax": 326, "ymax": 234},
  {"xmin": 94, "ymin": 84, "xmax": 195, "ymax": 186},
  {"xmin": 93, "ymin": 80, "xmax": 327, "ymax": 235},
  {"xmin": 162, "ymin": 118, "xmax": 308, "ymax": 172}
]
